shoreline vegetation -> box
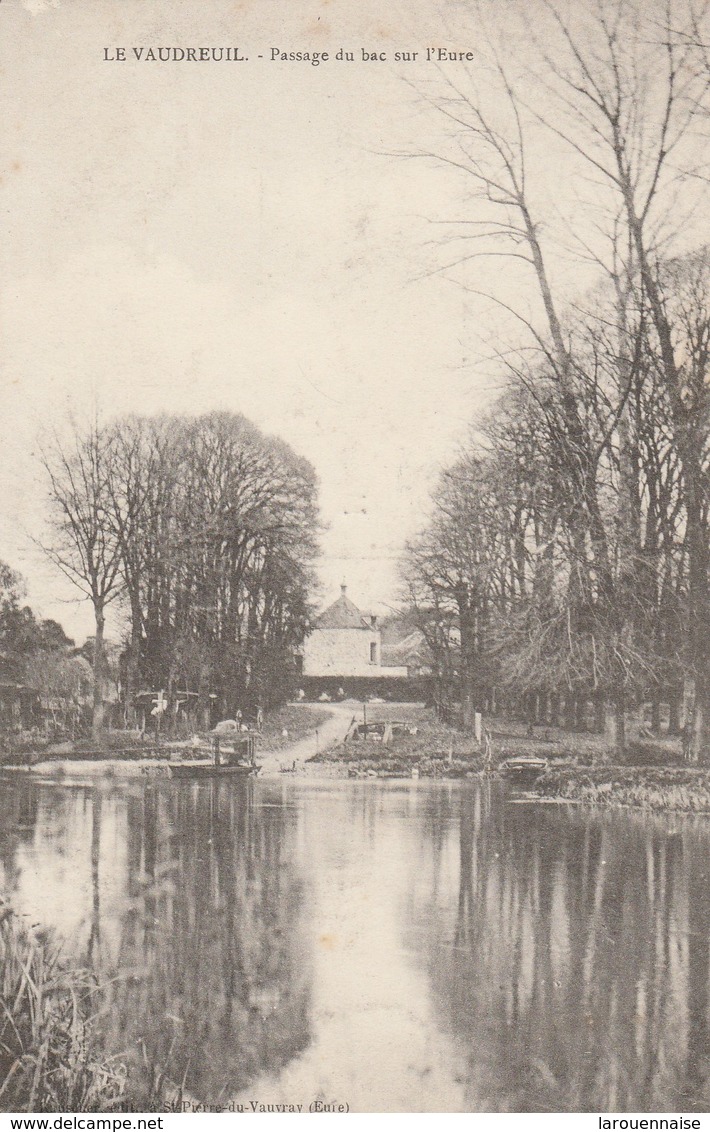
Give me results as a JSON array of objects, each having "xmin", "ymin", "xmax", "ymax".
[
  {"xmin": 532, "ymin": 765, "xmax": 710, "ymax": 814},
  {"xmin": 307, "ymin": 703, "xmax": 710, "ymax": 814},
  {"xmin": 0, "ymin": 904, "xmax": 178, "ymax": 1113},
  {"xmin": 4, "ymin": 702, "xmax": 710, "ymax": 813},
  {"xmin": 0, "ymin": 705, "xmax": 332, "ymax": 768}
]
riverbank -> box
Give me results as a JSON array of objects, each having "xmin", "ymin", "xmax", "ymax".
[
  {"xmin": 307, "ymin": 702, "xmax": 479, "ymax": 777},
  {"xmin": 309, "ymin": 706, "xmax": 710, "ymax": 812},
  {"xmin": 308, "ymin": 703, "xmax": 618, "ymax": 778},
  {"xmin": 532, "ymin": 764, "xmax": 710, "ymax": 813},
  {"xmin": 5, "ymin": 702, "xmax": 704, "ymax": 816},
  {"xmin": 0, "ymin": 704, "xmax": 334, "ymax": 778}
]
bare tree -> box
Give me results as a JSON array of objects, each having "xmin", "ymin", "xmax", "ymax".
[
  {"xmin": 523, "ymin": 0, "xmax": 710, "ymax": 753},
  {"xmin": 40, "ymin": 416, "xmax": 123, "ymax": 739},
  {"xmin": 400, "ymin": 0, "xmax": 710, "ymax": 753}
]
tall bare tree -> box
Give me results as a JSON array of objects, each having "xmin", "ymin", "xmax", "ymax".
[
  {"xmin": 41, "ymin": 416, "xmax": 123, "ymax": 739},
  {"xmin": 402, "ymin": 0, "xmax": 710, "ymax": 753}
]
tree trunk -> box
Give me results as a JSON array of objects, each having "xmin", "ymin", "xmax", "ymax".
[
  {"xmin": 524, "ymin": 691, "xmax": 533, "ymax": 726},
  {"xmin": 568, "ymin": 696, "xmax": 577, "ymax": 730},
  {"xmin": 198, "ymin": 661, "xmax": 212, "ymax": 730},
  {"xmin": 689, "ymin": 682, "xmax": 708, "ymax": 765},
  {"xmin": 461, "ymin": 684, "xmax": 475, "ymax": 732},
  {"xmin": 629, "ymin": 213, "xmax": 710, "ymax": 762},
  {"xmin": 683, "ymin": 473, "xmax": 710, "ymax": 762},
  {"xmin": 681, "ymin": 676, "xmax": 694, "ymax": 734},
  {"xmin": 554, "ymin": 694, "xmax": 562, "ymax": 729},
  {"xmin": 123, "ymin": 639, "xmax": 138, "ymax": 729},
  {"xmin": 92, "ymin": 607, "xmax": 106, "ymax": 742},
  {"xmin": 124, "ymin": 601, "xmax": 142, "ymax": 729},
  {"xmin": 603, "ymin": 698, "xmax": 617, "ymax": 751}
]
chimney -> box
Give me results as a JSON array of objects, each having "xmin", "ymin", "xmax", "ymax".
[
  {"xmin": 340, "ymin": 583, "xmax": 347, "ymax": 597},
  {"xmin": 370, "ymin": 614, "xmax": 377, "ymax": 628}
]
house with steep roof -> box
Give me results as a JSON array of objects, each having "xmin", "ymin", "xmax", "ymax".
[{"xmin": 299, "ymin": 585, "xmax": 407, "ymax": 678}]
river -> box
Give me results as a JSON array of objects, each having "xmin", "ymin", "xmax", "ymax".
[{"xmin": 1, "ymin": 773, "xmax": 709, "ymax": 1112}]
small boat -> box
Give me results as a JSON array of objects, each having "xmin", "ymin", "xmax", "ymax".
[
  {"xmin": 499, "ymin": 755, "xmax": 548, "ymax": 784},
  {"xmin": 169, "ymin": 734, "xmax": 259, "ymax": 779},
  {"xmin": 168, "ymin": 760, "xmax": 259, "ymax": 779}
]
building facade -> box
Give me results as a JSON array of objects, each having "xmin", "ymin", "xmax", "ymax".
[{"xmin": 300, "ymin": 586, "xmax": 389, "ymax": 677}]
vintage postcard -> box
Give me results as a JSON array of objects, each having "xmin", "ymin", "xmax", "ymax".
[{"xmin": 2, "ymin": 0, "xmax": 710, "ymax": 1118}]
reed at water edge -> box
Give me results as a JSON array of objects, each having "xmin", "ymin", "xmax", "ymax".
[{"xmin": 0, "ymin": 901, "xmax": 180, "ymax": 1113}]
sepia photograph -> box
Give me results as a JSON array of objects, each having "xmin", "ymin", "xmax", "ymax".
[{"xmin": 2, "ymin": 0, "xmax": 710, "ymax": 1116}]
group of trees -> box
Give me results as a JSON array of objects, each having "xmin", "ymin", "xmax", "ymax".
[
  {"xmin": 402, "ymin": 0, "xmax": 710, "ymax": 757},
  {"xmin": 0, "ymin": 562, "xmax": 92, "ymax": 735},
  {"xmin": 0, "ymin": 561, "xmax": 74, "ymax": 681},
  {"xmin": 42, "ymin": 411, "xmax": 319, "ymax": 737}
]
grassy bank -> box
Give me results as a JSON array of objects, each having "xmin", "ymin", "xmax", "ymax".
[
  {"xmin": 308, "ymin": 702, "xmax": 483, "ymax": 777},
  {"xmin": 533, "ymin": 764, "xmax": 710, "ymax": 813},
  {"xmin": 309, "ymin": 705, "xmax": 708, "ymax": 812},
  {"xmin": 258, "ymin": 704, "xmax": 331, "ymax": 751},
  {"xmin": 309, "ymin": 703, "xmax": 622, "ymax": 777},
  {"xmin": 310, "ymin": 701, "xmax": 643, "ymax": 774},
  {"xmin": 0, "ymin": 705, "xmax": 332, "ymax": 768},
  {"xmin": 0, "ymin": 903, "xmax": 176, "ymax": 1113}
]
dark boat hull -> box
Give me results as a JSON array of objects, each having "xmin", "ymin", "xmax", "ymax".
[{"xmin": 168, "ymin": 762, "xmax": 259, "ymax": 779}]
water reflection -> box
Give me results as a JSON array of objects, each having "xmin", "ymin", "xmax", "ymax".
[
  {"xmin": 1, "ymin": 775, "xmax": 710, "ymax": 1111},
  {"xmin": 0, "ymin": 777, "xmax": 311, "ymax": 1104},
  {"xmin": 413, "ymin": 789, "xmax": 710, "ymax": 1111}
]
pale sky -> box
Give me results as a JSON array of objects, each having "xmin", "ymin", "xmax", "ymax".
[{"xmin": 1, "ymin": 0, "xmax": 699, "ymax": 640}]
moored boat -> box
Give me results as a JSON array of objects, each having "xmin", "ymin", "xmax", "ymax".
[
  {"xmin": 499, "ymin": 754, "xmax": 548, "ymax": 784},
  {"xmin": 169, "ymin": 733, "xmax": 259, "ymax": 779},
  {"xmin": 168, "ymin": 760, "xmax": 259, "ymax": 779}
]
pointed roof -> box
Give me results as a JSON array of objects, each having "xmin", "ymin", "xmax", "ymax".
[
  {"xmin": 316, "ymin": 585, "xmax": 373, "ymax": 630},
  {"xmin": 381, "ymin": 630, "xmax": 430, "ymax": 667}
]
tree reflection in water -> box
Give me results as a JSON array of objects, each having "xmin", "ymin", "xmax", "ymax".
[
  {"xmin": 5, "ymin": 774, "xmax": 710, "ymax": 1112},
  {"xmin": 0, "ymin": 777, "xmax": 312, "ymax": 1105},
  {"xmin": 0, "ymin": 778, "xmax": 39, "ymax": 894},
  {"xmin": 417, "ymin": 787, "xmax": 710, "ymax": 1111},
  {"xmin": 98, "ymin": 780, "xmax": 312, "ymax": 1105}
]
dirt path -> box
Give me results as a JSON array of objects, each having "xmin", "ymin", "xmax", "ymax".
[{"xmin": 257, "ymin": 702, "xmax": 355, "ymax": 776}]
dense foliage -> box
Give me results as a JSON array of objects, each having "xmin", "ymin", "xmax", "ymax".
[{"xmin": 42, "ymin": 411, "xmax": 320, "ymax": 731}]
